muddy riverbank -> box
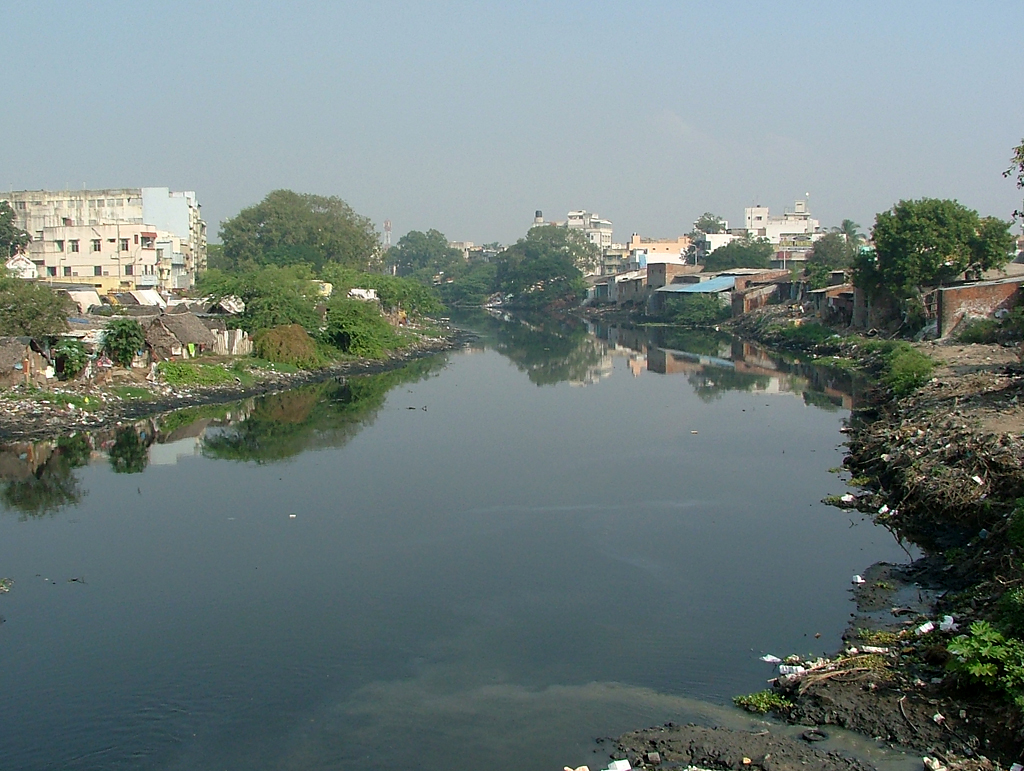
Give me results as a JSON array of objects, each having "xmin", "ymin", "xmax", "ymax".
[
  {"xmin": 0, "ymin": 325, "xmax": 466, "ymax": 443},
  {"xmin": 605, "ymin": 308, "xmax": 1024, "ymax": 771}
]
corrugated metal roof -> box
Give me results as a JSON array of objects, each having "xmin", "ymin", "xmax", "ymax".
[{"xmin": 654, "ymin": 275, "xmax": 736, "ymax": 293}]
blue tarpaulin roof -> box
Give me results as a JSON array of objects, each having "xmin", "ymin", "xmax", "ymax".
[{"xmin": 654, "ymin": 275, "xmax": 736, "ymax": 293}]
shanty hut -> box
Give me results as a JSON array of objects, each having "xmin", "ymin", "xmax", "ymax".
[
  {"xmin": 0, "ymin": 337, "xmax": 51, "ymax": 387},
  {"xmin": 145, "ymin": 313, "xmax": 218, "ymax": 361}
]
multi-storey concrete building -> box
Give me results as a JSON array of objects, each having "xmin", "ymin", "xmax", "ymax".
[
  {"xmin": 744, "ymin": 199, "xmax": 820, "ymax": 244},
  {"xmin": 2, "ymin": 187, "xmax": 206, "ymax": 290}
]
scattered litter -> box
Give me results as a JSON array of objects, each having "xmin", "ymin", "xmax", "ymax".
[
  {"xmin": 924, "ymin": 757, "xmax": 948, "ymax": 771},
  {"xmin": 978, "ymin": 528, "xmax": 989, "ymax": 540},
  {"xmin": 801, "ymin": 728, "xmax": 828, "ymax": 742},
  {"xmin": 939, "ymin": 615, "xmax": 958, "ymax": 632},
  {"xmin": 841, "ymin": 493, "xmax": 855, "ymax": 504},
  {"xmin": 852, "ymin": 575, "xmax": 866, "ymax": 584},
  {"xmin": 647, "ymin": 752, "xmax": 662, "ymax": 765},
  {"xmin": 878, "ymin": 504, "xmax": 889, "ymax": 515},
  {"xmin": 288, "ymin": 513, "xmax": 297, "ymax": 519},
  {"xmin": 778, "ymin": 664, "xmax": 806, "ymax": 676},
  {"xmin": 932, "ymin": 712, "xmax": 945, "ymax": 725},
  {"xmin": 916, "ymin": 621, "xmax": 935, "ymax": 636},
  {"xmin": 880, "ymin": 453, "xmax": 890, "ymax": 462},
  {"xmin": 564, "ymin": 767, "xmax": 590, "ymax": 771},
  {"xmin": 742, "ymin": 757, "xmax": 752, "ymax": 765},
  {"xmin": 760, "ymin": 654, "xmax": 782, "ymax": 663},
  {"xmin": 1009, "ymin": 764, "xmax": 1023, "ymax": 771},
  {"xmin": 861, "ymin": 645, "xmax": 889, "ymax": 654},
  {"xmin": 972, "ymin": 475, "xmax": 984, "ymax": 485},
  {"xmin": 606, "ymin": 761, "xmax": 632, "ymax": 771}
]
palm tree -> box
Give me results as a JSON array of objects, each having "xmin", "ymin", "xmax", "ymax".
[{"xmin": 837, "ymin": 219, "xmax": 864, "ymax": 246}]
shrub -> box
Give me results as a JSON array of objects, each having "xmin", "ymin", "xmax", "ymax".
[
  {"xmin": 664, "ymin": 293, "xmax": 731, "ymax": 325},
  {"xmin": 998, "ymin": 588, "xmax": 1024, "ymax": 637},
  {"xmin": 776, "ymin": 322, "xmax": 837, "ymax": 347},
  {"xmin": 732, "ymin": 689, "xmax": 792, "ymax": 714},
  {"xmin": 253, "ymin": 324, "xmax": 324, "ymax": 368},
  {"xmin": 883, "ymin": 345, "xmax": 934, "ymax": 395},
  {"xmin": 157, "ymin": 361, "xmax": 233, "ymax": 387},
  {"xmin": 52, "ymin": 339, "xmax": 89, "ymax": 379},
  {"xmin": 948, "ymin": 621, "xmax": 1024, "ymax": 707},
  {"xmin": 322, "ymin": 298, "xmax": 399, "ymax": 358},
  {"xmin": 957, "ymin": 318, "xmax": 1001, "ymax": 344},
  {"xmin": 103, "ymin": 318, "xmax": 145, "ymax": 366}
]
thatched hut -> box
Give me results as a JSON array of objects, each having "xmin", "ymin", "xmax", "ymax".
[{"xmin": 145, "ymin": 313, "xmax": 218, "ymax": 360}]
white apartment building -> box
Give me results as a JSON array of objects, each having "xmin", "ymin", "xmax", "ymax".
[
  {"xmin": 744, "ymin": 200, "xmax": 820, "ymax": 244},
  {"xmin": 2, "ymin": 187, "xmax": 207, "ymax": 289},
  {"xmin": 567, "ymin": 210, "xmax": 613, "ymax": 249}
]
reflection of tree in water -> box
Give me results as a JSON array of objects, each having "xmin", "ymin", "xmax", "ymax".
[
  {"xmin": 654, "ymin": 328, "xmax": 733, "ymax": 358},
  {"xmin": 201, "ymin": 357, "xmax": 444, "ymax": 463},
  {"xmin": 109, "ymin": 427, "xmax": 150, "ymax": 474},
  {"xmin": 802, "ymin": 389, "xmax": 842, "ymax": 412},
  {"xmin": 688, "ymin": 366, "xmax": 772, "ymax": 402},
  {"xmin": 1, "ymin": 435, "xmax": 92, "ymax": 518},
  {"xmin": 468, "ymin": 311, "xmax": 606, "ymax": 386}
]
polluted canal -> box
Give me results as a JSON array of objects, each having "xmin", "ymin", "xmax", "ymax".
[{"xmin": 0, "ymin": 317, "xmax": 913, "ymax": 771}]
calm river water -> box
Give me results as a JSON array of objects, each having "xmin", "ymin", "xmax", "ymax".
[{"xmin": 1, "ymin": 316, "xmax": 911, "ymax": 770}]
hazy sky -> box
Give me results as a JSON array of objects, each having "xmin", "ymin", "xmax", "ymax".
[{"xmin": 3, "ymin": 1, "xmax": 1021, "ymax": 245}]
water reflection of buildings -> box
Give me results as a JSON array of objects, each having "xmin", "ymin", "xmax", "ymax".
[{"xmin": 587, "ymin": 323, "xmax": 855, "ymax": 409}]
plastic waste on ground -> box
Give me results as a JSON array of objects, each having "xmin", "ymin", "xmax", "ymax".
[
  {"xmin": 939, "ymin": 615, "xmax": 958, "ymax": 632},
  {"xmin": 778, "ymin": 664, "xmax": 806, "ymax": 676},
  {"xmin": 760, "ymin": 654, "xmax": 782, "ymax": 663},
  {"xmin": 852, "ymin": 575, "xmax": 866, "ymax": 584},
  {"xmin": 916, "ymin": 621, "xmax": 935, "ymax": 635}
]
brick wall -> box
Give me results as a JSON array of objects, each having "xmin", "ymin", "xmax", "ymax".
[{"xmin": 936, "ymin": 278, "xmax": 1024, "ymax": 337}]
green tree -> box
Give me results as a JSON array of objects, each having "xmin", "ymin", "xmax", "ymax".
[
  {"xmin": 809, "ymin": 232, "xmax": 856, "ymax": 269},
  {"xmin": 702, "ymin": 235, "xmax": 773, "ymax": 271},
  {"xmin": 102, "ymin": 318, "xmax": 146, "ymax": 366},
  {"xmin": 836, "ymin": 219, "xmax": 864, "ymax": 246},
  {"xmin": 1006, "ymin": 138, "xmax": 1024, "ymax": 220},
  {"xmin": 220, "ymin": 190, "xmax": 380, "ymax": 271},
  {"xmin": 664, "ymin": 293, "xmax": 732, "ymax": 325},
  {"xmin": 320, "ymin": 265, "xmax": 443, "ymax": 316},
  {"xmin": 0, "ymin": 201, "xmax": 30, "ymax": 259},
  {"xmin": 860, "ymin": 198, "xmax": 1013, "ymax": 298},
  {"xmin": 198, "ymin": 265, "xmax": 322, "ymax": 333},
  {"xmin": 321, "ymin": 298, "xmax": 399, "ymax": 358},
  {"xmin": 494, "ymin": 226, "xmax": 588, "ymax": 310},
  {"xmin": 386, "ymin": 229, "xmax": 464, "ymax": 280},
  {"xmin": 693, "ymin": 212, "xmax": 727, "ymax": 235},
  {"xmin": 0, "ymin": 276, "xmax": 72, "ymax": 337}
]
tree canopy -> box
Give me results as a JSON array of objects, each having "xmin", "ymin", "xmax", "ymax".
[
  {"xmin": 0, "ymin": 201, "xmax": 30, "ymax": 259},
  {"xmin": 1007, "ymin": 138, "xmax": 1024, "ymax": 221},
  {"xmin": 693, "ymin": 212, "xmax": 726, "ymax": 235},
  {"xmin": 856, "ymin": 198, "xmax": 1014, "ymax": 297},
  {"xmin": 0, "ymin": 276, "xmax": 72, "ymax": 337},
  {"xmin": 219, "ymin": 190, "xmax": 380, "ymax": 272},
  {"xmin": 494, "ymin": 226, "xmax": 588, "ymax": 310},
  {"xmin": 809, "ymin": 232, "xmax": 857, "ymax": 269},
  {"xmin": 702, "ymin": 235, "xmax": 772, "ymax": 272},
  {"xmin": 386, "ymin": 229, "xmax": 463, "ymax": 280}
]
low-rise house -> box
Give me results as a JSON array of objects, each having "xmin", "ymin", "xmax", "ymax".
[
  {"xmin": 0, "ymin": 337, "xmax": 51, "ymax": 387},
  {"xmin": 144, "ymin": 313, "xmax": 218, "ymax": 360}
]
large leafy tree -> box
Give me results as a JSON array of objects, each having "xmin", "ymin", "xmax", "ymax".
[
  {"xmin": 0, "ymin": 201, "xmax": 30, "ymax": 259},
  {"xmin": 386, "ymin": 229, "xmax": 463, "ymax": 280},
  {"xmin": 0, "ymin": 276, "xmax": 72, "ymax": 337},
  {"xmin": 692, "ymin": 212, "xmax": 726, "ymax": 235},
  {"xmin": 857, "ymin": 198, "xmax": 1014, "ymax": 298},
  {"xmin": 494, "ymin": 226, "xmax": 588, "ymax": 310},
  {"xmin": 702, "ymin": 235, "xmax": 773, "ymax": 272},
  {"xmin": 220, "ymin": 190, "xmax": 380, "ymax": 271},
  {"xmin": 809, "ymin": 232, "xmax": 857, "ymax": 269},
  {"xmin": 1006, "ymin": 138, "xmax": 1024, "ymax": 220}
]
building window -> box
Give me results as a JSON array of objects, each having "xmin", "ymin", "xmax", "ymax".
[
  {"xmin": 55, "ymin": 240, "xmax": 64, "ymax": 252},
  {"xmin": 124, "ymin": 264, "xmax": 133, "ymax": 276},
  {"xmin": 63, "ymin": 266, "xmax": 71, "ymax": 277},
  {"xmin": 69, "ymin": 240, "xmax": 79, "ymax": 253},
  {"xmin": 91, "ymin": 239, "xmax": 101, "ymax": 252},
  {"xmin": 141, "ymin": 236, "xmax": 155, "ymax": 248},
  {"xmin": 94, "ymin": 266, "xmax": 102, "ymax": 276},
  {"xmin": 47, "ymin": 266, "xmax": 56, "ymax": 277},
  {"xmin": 119, "ymin": 238, "xmax": 129, "ymax": 251},
  {"xmin": 134, "ymin": 234, "xmax": 139, "ymax": 245},
  {"xmin": 35, "ymin": 230, "xmax": 43, "ymax": 240}
]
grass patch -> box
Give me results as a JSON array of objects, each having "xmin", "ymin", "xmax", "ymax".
[
  {"xmin": 16, "ymin": 390, "xmax": 102, "ymax": 410},
  {"xmin": 858, "ymin": 628, "xmax": 901, "ymax": 646},
  {"xmin": 157, "ymin": 361, "xmax": 234, "ymax": 387},
  {"xmin": 772, "ymin": 322, "xmax": 840, "ymax": 347},
  {"xmin": 733, "ymin": 690, "xmax": 792, "ymax": 714}
]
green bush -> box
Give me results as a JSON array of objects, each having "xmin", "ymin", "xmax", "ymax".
[
  {"xmin": 157, "ymin": 361, "xmax": 233, "ymax": 387},
  {"xmin": 957, "ymin": 318, "xmax": 1001, "ymax": 344},
  {"xmin": 1009, "ymin": 499, "xmax": 1024, "ymax": 551},
  {"xmin": 103, "ymin": 318, "xmax": 146, "ymax": 367},
  {"xmin": 732, "ymin": 689, "xmax": 792, "ymax": 714},
  {"xmin": 948, "ymin": 621, "xmax": 1024, "ymax": 707},
  {"xmin": 664, "ymin": 293, "xmax": 731, "ymax": 325},
  {"xmin": 52, "ymin": 339, "xmax": 89, "ymax": 379},
  {"xmin": 253, "ymin": 324, "xmax": 325, "ymax": 369},
  {"xmin": 776, "ymin": 322, "xmax": 837, "ymax": 347},
  {"xmin": 998, "ymin": 588, "xmax": 1024, "ymax": 637},
  {"xmin": 322, "ymin": 298, "xmax": 399, "ymax": 358},
  {"xmin": 883, "ymin": 345, "xmax": 934, "ymax": 395}
]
